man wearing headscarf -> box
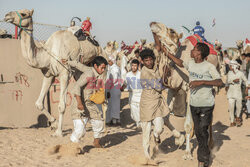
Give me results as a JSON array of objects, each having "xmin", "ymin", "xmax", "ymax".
[
  {"xmin": 106, "ymin": 56, "xmax": 122, "ymax": 125},
  {"xmin": 226, "ymin": 60, "xmax": 247, "ymax": 127}
]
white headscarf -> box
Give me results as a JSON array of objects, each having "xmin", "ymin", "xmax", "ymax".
[
  {"xmin": 229, "ymin": 60, "xmax": 240, "ymax": 73},
  {"xmin": 108, "ymin": 55, "xmax": 116, "ymax": 64}
]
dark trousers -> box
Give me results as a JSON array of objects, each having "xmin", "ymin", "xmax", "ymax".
[{"xmin": 190, "ymin": 105, "xmax": 214, "ymax": 165}]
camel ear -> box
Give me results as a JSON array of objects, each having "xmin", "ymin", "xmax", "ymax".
[
  {"xmin": 30, "ymin": 9, "xmax": 34, "ymax": 16},
  {"xmin": 179, "ymin": 33, "xmax": 183, "ymax": 39}
]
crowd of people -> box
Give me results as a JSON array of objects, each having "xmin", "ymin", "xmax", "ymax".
[{"xmin": 63, "ymin": 18, "xmax": 250, "ymax": 167}]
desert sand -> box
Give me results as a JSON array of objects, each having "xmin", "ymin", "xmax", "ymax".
[{"xmin": 0, "ymin": 89, "xmax": 250, "ymax": 167}]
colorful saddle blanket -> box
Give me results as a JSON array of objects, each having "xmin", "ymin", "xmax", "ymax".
[{"xmin": 186, "ymin": 34, "xmax": 217, "ymax": 55}]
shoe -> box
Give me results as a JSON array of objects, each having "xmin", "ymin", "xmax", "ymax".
[
  {"xmin": 235, "ymin": 117, "xmax": 242, "ymax": 127},
  {"xmin": 198, "ymin": 161, "xmax": 209, "ymax": 167},
  {"xmin": 112, "ymin": 118, "xmax": 117, "ymax": 125},
  {"xmin": 93, "ymin": 138, "xmax": 103, "ymax": 148},
  {"xmin": 230, "ymin": 122, "xmax": 236, "ymax": 127},
  {"xmin": 112, "ymin": 118, "xmax": 121, "ymax": 126},
  {"xmin": 247, "ymin": 114, "xmax": 250, "ymax": 119},
  {"xmin": 198, "ymin": 161, "xmax": 204, "ymax": 167}
]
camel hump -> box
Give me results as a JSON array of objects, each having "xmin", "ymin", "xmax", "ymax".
[{"xmin": 45, "ymin": 30, "xmax": 81, "ymax": 61}]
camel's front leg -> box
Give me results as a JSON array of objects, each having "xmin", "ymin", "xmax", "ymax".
[
  {"xmin": 35, "ymin": 76, "xmax": 56, "ymax": 126},
  {"xmin": 183, "ymin": 89, "xmax": 194, "ymax": 160},
  {"xmin": 164, "ymin": 114, "xmax": 185, "ymax": 147},
  {"xmin": 52, "ymin": 73, "xmax": 69, "ymax": 137}
]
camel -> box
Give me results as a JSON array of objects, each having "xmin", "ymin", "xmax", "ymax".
[
  {"xmin": 227, "ymin": 40, "xmax": 244, "ymax": 60},
  {"xmin": 4, "ymin": 9, "xmax": 106, "ymax": 137},
  {"xmin": 104, "ymin": 41, "xmax": 119, "ymax": 59},
  {"xmin": 118, "ymin": 43, "xmax": 142, "ymax": 81},
  {"xmin": 244, "ymin": 44, "xmax": 250, "ymax": 54},
  {"xmin": 150, "ymin": 22, "xmax": 219, "ymax": 160}
]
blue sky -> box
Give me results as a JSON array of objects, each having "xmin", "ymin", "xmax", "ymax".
[{"xmin": 0, "ymin": 0, "xmax": 249, "ymax": 48}]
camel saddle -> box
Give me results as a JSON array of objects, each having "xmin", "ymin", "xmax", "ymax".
[
  {"xmin": 186, "ymin": 34, "xmax": 217, "ymax": 55},
  {"xmin": 74, "ymin": 29, "xmax": 99, "ymax": 46}
]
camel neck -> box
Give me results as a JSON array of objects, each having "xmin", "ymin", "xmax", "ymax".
[
  {"xmin": 20, "ymin": 24, "xmax": 38, "ymax": 67},
  {"xmin": 19, "ymin": 22, "xmax": 49, "ymax": 69}
]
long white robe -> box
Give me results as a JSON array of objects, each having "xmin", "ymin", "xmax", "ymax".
[
  {"xmin": 227, "ymin": 70, "xmax": 247, "ymax": 122},
  {"xmin": 121, "ymin": 55, "xmax": 129, "ymax": 82},
  {"xmin": 247, "ymin": 72, "xmax": 250, "ymax": 114},
  {"xmin": 106, "ymin": 63, "xmax": 122, "ymax": 123},
  {"xmin": 125, "ymin": 71, "xmax": 142, "ymax": 126}
]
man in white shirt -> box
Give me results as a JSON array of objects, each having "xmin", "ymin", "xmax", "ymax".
[
  {"xmin": 226, "ymin": 60, "xmax": 247, "ymax": 126},
  {"xmin": 245, "ymin": 71, "xmax": 250, "ymax": 119},
  {"xmin": 106, "ymin": 56, "xmax": 122, "ymax": 125},
  {"xmin": 164, "ymin": 43, "xmax": 223, "ymax": 167},
  {"xmin": 124, "ymin": 59, "xmax": 142, "ymax": 128}
]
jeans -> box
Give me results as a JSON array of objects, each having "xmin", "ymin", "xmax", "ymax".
[{"xmin": 190, "ymin": 105, "xmax": 214, "ymax": 166}]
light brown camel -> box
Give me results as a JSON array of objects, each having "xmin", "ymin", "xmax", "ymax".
[
  {"xmin": 244, "ymin": 44, "xmax": 250, "ymax": 54},
  {"xmin": 227, "ymin": 40, "xmax": 244, "ymax": 60},
  {"xmin": 4, "ymin": 9, "xmax": 106, "ymax": 137},
  {"xmin": 104, "ymin": 41, "xmax": 119, "ymax": 59},
  {"xmin": 150, "ymin": 22, "xmax": 219, "ymax": 160}
]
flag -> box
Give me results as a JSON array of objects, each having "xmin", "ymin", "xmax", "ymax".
[
  {"xmin": 181, "ymin": 26, "xmax": 191, "ymax": 34},
  {"xmin": 212, "ymin": 18, "xmax": 216, "ymax": 27},
  {"xmin": 246, "ymin": 38, "xmax": 250, "ymax": 44}
]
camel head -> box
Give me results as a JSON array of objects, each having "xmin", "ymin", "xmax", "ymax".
[
  {"xmin": 4, "ymin": 9, "xmax": 34, "ymax": 29},
  {"xmin": 106, "ymin": 41, "xmax": 118, "ymax": 50},
  {"xmin": 236, "ymin": 40, "xmax": 244, "ymax": 49},
  {"xmin": 150, "ymin": 22, "xmax": 183, "ymax": 54},
  {"xmin": 140, "ymin": 39, "xmax": 146, "ymax": 45}
]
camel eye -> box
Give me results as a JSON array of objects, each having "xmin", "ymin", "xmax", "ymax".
[
  {"xmin": 170, "ymin": 29, "xmax": 175, "ymax": 34},
  {"xmin": 21, "ymin": 13, "xmax": 26, "ymax": 17}
]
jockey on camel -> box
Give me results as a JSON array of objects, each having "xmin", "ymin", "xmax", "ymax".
[
  {"xmin": 72, "ymin": 16, "xmax": 98, "ymax": 46},
  {"xmin": 193, "ymin": 21, "xmax": 207, "ymax": 42},
  {"xmin": 81, "ymin": 17, "xmax": 92, "ymax": 36}
]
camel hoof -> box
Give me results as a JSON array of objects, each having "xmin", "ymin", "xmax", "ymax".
[
  {"xmin": 175, "ymin": 134, "xmax": 185, "ymax": 147},
  {"xmin": 182, "ymin": 152, "xmax": 193, "ymax": 160},
  {"xmin": 50, "ymin": 120, "xmax": 58, "ymax": 130},
  {"xmin": 35, "ymin": 102, "xmax": 44, "ymax": 111},
  {"xmin": 51, "ymin": 130, "xmax": 63, "ymax": 137},
  {"xmin": 146, "ymin": 159, "xmax": 159, "ymax": 166}
]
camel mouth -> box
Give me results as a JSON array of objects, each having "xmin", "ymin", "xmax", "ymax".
[
  {"xmin": 4, "ymin": 16, "xmax": 14, "ymax": 23},
  {"xmin": 150, "ymin": 24, "xmax": 161, "ymax": 34}
]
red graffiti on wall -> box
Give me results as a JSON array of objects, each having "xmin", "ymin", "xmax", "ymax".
[
  {"xmin": 15, "ymin": 72, "xmax": 30, "ymax": 87},
  {"xmin": 50, "ymin": 88, "xmax": 73, "ymax": 106},
  {"xmin": 11, "ymin": 90, "xmax": 23, "ymax": 102},
  {"xmin": 53, "ymin": 77, "xmax": 76, "ymax": 85}
]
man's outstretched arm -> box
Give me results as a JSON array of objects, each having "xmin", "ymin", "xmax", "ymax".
[
  {"xmin": 189, "ymin": 79, "xmax": 224, "ymax": 89},
  {"xmin": 161, "ymin": 45, "xmax": 184, "ymax": 68}
]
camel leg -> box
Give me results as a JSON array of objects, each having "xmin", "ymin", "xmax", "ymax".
[
  {"xmin": 166, "ymin": 89, "xmax": 176, "ymax": 112},
  {"xmin": 183, "ymin": 106, "xmax": 194, "ymax": 160},
  {"xmin": 52, "ymin": 73, "xmax": 69, "ymax": 137},
  {"xmin": 163, "ymin": 114, "xmax": 185, "ymax": 147},
  {"xmin": 183, "ymin": 89, "xmax": 194, "ymax": 160},
  {"xmin": 165, "ymin": 89, "xmax": 185, "ymax": 147},
  {"xmin": 35, "ymin": 76, "xmax": 56, "ymax": 126}
]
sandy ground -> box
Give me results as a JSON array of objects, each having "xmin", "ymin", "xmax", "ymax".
[{"xmin": 0, "ymin": 89, "xmax": 250, "ymax": 167}]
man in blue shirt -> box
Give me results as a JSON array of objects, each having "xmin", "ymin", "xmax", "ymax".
[{"xmin": 193, "ymin": 21, "xmax": 207, "ymax": 42}]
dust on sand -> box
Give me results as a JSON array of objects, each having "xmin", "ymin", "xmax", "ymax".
[{"xmin": 1, "ymin": 90, "xmax": 250, "ymax": 167}]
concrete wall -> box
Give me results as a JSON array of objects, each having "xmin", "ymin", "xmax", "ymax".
[{"xmin": 0, "ymin": 39, "xmax": 73, "ymax": 127}]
